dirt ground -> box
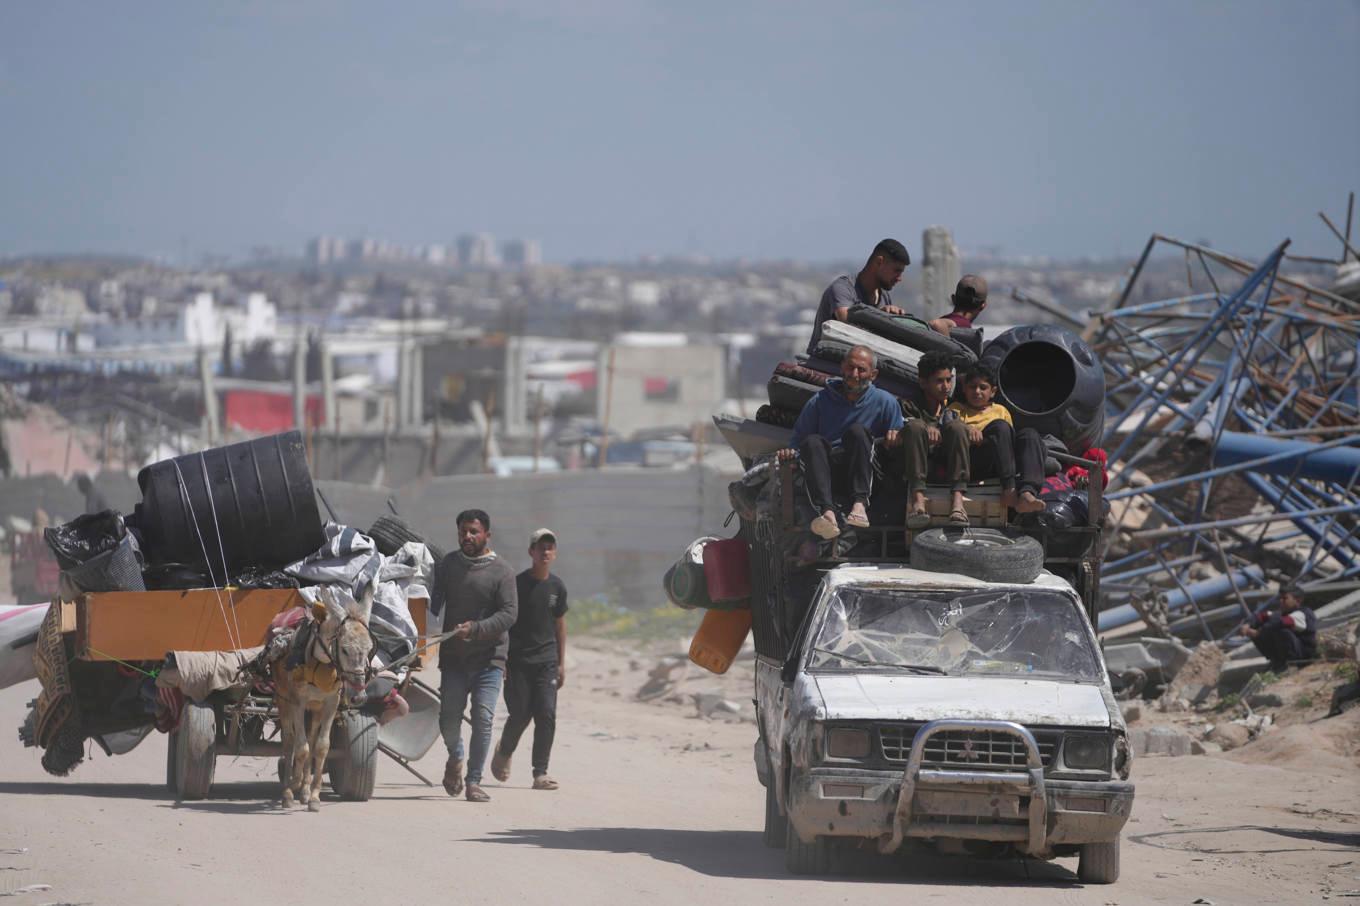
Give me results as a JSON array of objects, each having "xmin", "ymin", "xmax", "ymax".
[{"xmin": 1, "ymin": 639, "xmax": 1358, "ymax": 905}]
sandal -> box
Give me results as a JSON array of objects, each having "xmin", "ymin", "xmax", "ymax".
[
  {"xmin": 532, "ymin": 775, "xmax": 560, "ymax": 791},
  {"xmin": 810, "ymin": 514, "xmax": 840, "ymax": 539},
  {"xmin": 948, "ymin": 507, "xmax": 969, "ymax": 526},
  {"xmin": 491, "ymin": 744, "xmax": 511, "ymax": 783},
  {"xmin": 844, "ymin": 509, "xmax": 870, "ymax": 528},
  {"xmin": 905, "ymin": 508, "xmax": 931, "ymax": 530}
]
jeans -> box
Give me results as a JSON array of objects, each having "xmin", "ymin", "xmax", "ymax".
[
  {"xmin": 800, "ymin": 423, "xmax": 873, "ymax": 513},
  {"xmin": 439, "ymin": 663, "xmax": 504, "ymax": 785},
  {"xmin": 499, "ymin": 659, "xmax": 559, "ymax": 776},
  {"xmin": 1251, "ymin": 628, "xmax": 1304, "ymax": 671}
]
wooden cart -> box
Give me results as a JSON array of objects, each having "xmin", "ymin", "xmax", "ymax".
[{"xmin": 30, "ymin": 587, "xmax": 435, "ymax": 802}]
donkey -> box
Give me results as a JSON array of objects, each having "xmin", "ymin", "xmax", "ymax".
[{"xmin": 272, "ymin": 585, "xmax": 375, "ymax": 811}]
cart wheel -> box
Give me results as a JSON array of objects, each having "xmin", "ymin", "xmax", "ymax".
[
  {"xmin": 174, "ymin": 701, "xmax": 216, "ymax": 801},
  {"xmin": 165, "ymin": 731, "xmax": 178, "ymax": 793},
  {"xmin": 328, "ymin": 714, "xmax": 378, "ymax": 801}
]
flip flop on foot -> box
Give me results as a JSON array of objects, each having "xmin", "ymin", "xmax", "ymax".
[
  {"xmin": 1015, "ymin": 491, "xmax": 1045, "ymax": 514},
  {"xmin": 442, "ymin": 759, "xmax": 464, "ymax": 797},
  {"xmin": 810, "ymin": 513, "xmax": 840, "ymax": 539},
  {"xmin": 532, "ymin": 775, "xmax": 560, "ymax": 791},
  {"xmin": 948, "ymin": 507, "xmax": 970, "ymax": 526},
  {"xmin": 844, "ymin": 505, "xmax": 869, "ymax": 528},
  {"xmin": 465, "ymin": 783, "xmax": 491, "ymax": 803},
  {"xmin": 905, "ymin": 507, "xmax": 931, "ymax": 530}
]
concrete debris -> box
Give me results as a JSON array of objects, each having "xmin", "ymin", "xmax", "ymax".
[
  {"xmin": 1120, "ymin": 703, "xmax": 1142, "ymax": 724},
  {"xmin": 1165, "ymin": 642, "xmax": 1225, "ymax": 706},
  {"xmin": 636, "ymin": 655, "xmax": 691, "ymax": 702},
  {"xmin": 1128, "ymin": 725, "xmax": 1193, "ymax": 757},
  {"xmin": 1246, "ymin": 692, "xmax": 1284, "ymax": 709},
  {"xmin": 692, "ymin": 691, "xmax": 744, "ymax": 720}
]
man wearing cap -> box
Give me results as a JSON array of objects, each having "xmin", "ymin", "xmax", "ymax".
[
  {"xmin": 491, "ymin": 528, "xmax": 568, "ymax": 790},
  {"xmin": 1242, "ymin": 583, "xmax": 1319, "ymax": 673},
  {"xmin": 807, "ymin": 238, "xmax": 911, "ymax": 355},
  {"xmin": 929, "ymin": 275, "xmax": 988, "ymax": 334}
]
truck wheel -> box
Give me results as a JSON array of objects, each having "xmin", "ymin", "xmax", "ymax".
[
  {"xmin": 763, "ymin": 782, "xmax": 787, "ymax": 848},
  {"xmin": 1077, "ymin": 837, "xmax": 1120, "ymax": 884},
  {"xmin": 173, "ymin": 701, "xmax": 216, "ymax": 801},
  {"xmin": 328, "ymin": 715, "xmax": 378, "ymax": 801},
  {"xmin": 911, "ymin": 528, "xmax": 1044, "ymax": 584},
  {"xmin": 785, "ymin": 831, "xmax": 833, "ymax": 875}
]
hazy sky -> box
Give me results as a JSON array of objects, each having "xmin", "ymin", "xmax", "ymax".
[{"xmin": 2, "ymin": 1, "xmax": 1357, "ymax": 264}]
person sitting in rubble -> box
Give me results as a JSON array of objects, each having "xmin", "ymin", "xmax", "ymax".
[
  {"xmin": 901, "ymin": 350, "xmax": 970, "ymax": 527},
  {"xmin": 946, "ymin": 362, "xmax": 1046, "ymax": 515},
  {"xmin": 1241, "ymin": 583, "xmax": 1318, "ymax": 673},
  {"xmin": 929, "ymin": 275, "xmax": 988, "ymax": 335},
  {"xmin": 806, "ymin": 238, "xmax": 911, "ymax": 354},
  {"xmin": 776, "ymin": 345, "xmax": 903, "ymax": 538}
]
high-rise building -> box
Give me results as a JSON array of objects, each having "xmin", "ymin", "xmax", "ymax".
[
  {"xmin": 501, "ymin": 239, "xmax": 542, "ymax": 268},
  {"xmin": 306, "ymin": 236, "xmax": 346, "ymax": 265},
  {"xmin": 456, "ymin": 233, "xmax": 499, "ymax": 269}
]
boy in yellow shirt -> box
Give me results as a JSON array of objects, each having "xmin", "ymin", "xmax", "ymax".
[{"xmin": 947, "ymin": 363, "xmax": 1045, "ymax": 513}]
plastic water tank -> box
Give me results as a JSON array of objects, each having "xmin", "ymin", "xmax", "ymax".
[
  {"xmin": 135, "ymin": 431, "xmax": 326, "ymax": 578},
  {"xmin": 980, "ymin": 325, "xmax": 1106, "ymax": 453}
]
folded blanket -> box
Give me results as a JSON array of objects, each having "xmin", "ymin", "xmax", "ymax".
[{"xmin": 156, "ymin": 646, "xmax": 263, "ymax": 703}]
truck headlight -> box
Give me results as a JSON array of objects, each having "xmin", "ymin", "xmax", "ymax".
[
  {"xmin": 826, "ymin": 728, "xmax": 871, "ymax": 759},
  {"xmin": 1062, "ymin": 733, "xmax": 1110, "ymax": 771}
]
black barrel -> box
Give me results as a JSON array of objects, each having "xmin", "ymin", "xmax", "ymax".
[
  {"xmin": 135, "ymin": 431, "xmax": 325, "ymax": 578},
  {"xmin": 980, "ymin": 325, "xmax": 1106, "ymax": 453}
]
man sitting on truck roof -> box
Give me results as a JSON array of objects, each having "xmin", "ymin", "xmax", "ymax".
[
  {"xmin": 928, "ymin": 274, "xmax": 988, "ymax": 335},
  {"xmin": 901, "ymin": 350, "xmax": 971, "ymax": 528},
  {"xmin": 777, "ymin": 345, "xmax": 903, "ymax": 539},
  {"xmin": 806, "ymin": 238, "xmax": 911, "ymax": 355}
]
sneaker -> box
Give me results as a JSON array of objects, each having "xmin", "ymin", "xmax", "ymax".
[
  {"xmin": 465, "ymin": 783, "xmax": 491, "ymax": 802},
  {"xmin": 532, "ymin": 774, "xmax": 559, "ymax": 791},
  {"xmin": 442, "ymin": 759, "xmax": 464, "ymax": 797},
  {"xmin": 491, "ymin": 744, "xmax": 512, "ymax": 783}
]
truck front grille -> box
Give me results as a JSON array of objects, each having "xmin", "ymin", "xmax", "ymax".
[{"xmin": 879, "ymin": 724, "xmax": 1059, "ymax": 770}]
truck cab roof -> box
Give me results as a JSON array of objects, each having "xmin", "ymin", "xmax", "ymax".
[{"xmin": 820, "ymin": 564, "xmax": 1080, "ymax": 598}]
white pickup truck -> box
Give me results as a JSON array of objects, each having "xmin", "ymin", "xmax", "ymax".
[{"xmin": 754, "ymin": 564, "xmax": 1132, "ymax": 882}]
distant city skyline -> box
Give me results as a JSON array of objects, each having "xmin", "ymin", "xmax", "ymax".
[{"xmin": 2, "ymin": 2, "xmax": 1357, "ymax": 266}]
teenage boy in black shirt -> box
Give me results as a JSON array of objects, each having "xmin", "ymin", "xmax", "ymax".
[{"xmin": 491, "ymin": 528, "xmax": 568, "ymax": 790}]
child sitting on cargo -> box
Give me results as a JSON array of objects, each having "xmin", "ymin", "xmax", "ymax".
[{"xmin": 946, "ymin": 363, "xmax": 1046, "ymax": 514}]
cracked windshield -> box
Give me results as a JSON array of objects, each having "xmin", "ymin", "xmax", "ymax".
[{"xmin": 809, "ymin": 588, "xmax": 1102, "ymax": 681}]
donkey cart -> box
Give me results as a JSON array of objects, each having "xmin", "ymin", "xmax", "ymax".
[{"xmin": 28, "ymin": 586, "xmax": 442, "ymax": 803}]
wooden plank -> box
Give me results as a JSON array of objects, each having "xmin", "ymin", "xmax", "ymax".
[
  {"xmin": 78, "ymin": 590, "xmax": 433, "ymax": 664},
  {"xmin": 78, "ymin": 588, "xmax": 303, "ymax": 661}
]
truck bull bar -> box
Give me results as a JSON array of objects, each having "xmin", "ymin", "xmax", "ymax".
[{"xmin": 878, "ymin": 719, "xmax": 1048, "ymax": 855}]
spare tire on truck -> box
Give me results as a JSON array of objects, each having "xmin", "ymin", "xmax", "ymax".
[
  {"xmin": 979, "ymin": 325, "xmax": 1106, "ymax": 454},
  {"xmin": 911, "ymin": 528, "xmax": 1044, "ymax": 585}
]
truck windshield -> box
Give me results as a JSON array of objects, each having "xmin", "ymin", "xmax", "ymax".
[{"xmin": 806, "ymin": 586, "xmax": 1103, "ymax": 682}]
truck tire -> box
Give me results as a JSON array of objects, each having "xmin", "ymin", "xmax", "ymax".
[
  {"xmin": 173, "ymin": 701, "xmax": 216, "ymax": 801},
  {"xmin": 911, "ymin": 528, "xmax": 1044, "ymax": 584},
  {"xmin": 763, "ymin": 781, "xmax": 787, "ymax": 848},
  {"xmin": 367, "ymin": 515, "xmax": 446, "ymax": 562},
  {"xmin": 785, "ymin": 831, "xmax": 833, "ymax": 875},
  {"xmin": 165, "ymin": 733, "xmax": 178, "ymax": 793},
  {"xmin": 1078, "ymin": 837, "xmax": 1120, "ymax": 884},
  {"xmin": 328, "ymin": 715, "xmax": 379, "ymax": 801}
]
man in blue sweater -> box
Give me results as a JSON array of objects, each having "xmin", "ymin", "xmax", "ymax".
[{"xmin": 777, "ymin": 346, "xmax": 903, "ymax": 538}]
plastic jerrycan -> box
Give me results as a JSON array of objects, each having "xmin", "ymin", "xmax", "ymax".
[{"xmin": 688, "ymin": 607, "xmax": 753, "ymax": 675}]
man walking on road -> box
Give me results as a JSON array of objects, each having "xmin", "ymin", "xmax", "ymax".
[
  {"xmin": 492, "ymin": 529, "xmax": 568, "ymax": 790},
  {"xmin": 432, "ymin": 509, "xmax": 518, "ymax": 803}
]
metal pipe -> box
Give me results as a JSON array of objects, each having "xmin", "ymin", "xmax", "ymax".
[
  {"xmin": 1211, "ymin": 432, "xmax": 1360, "ymax": 484},
  {"xmin": 1132, "ymin": 503, "xmax": 1360, "ymax": 541}
]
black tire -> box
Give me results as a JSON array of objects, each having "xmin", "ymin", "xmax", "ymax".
[
  {"xmin": 910, "ymin": 528, "xmax": 1045, "ymax": 584},
  {"xmin": 847, "ymin": 306, "xmax": 977, "ymax": 363},
  {"xmin": 1078, "ymin": 838, "xmax": 1120, "ymax": 884},
  {"xmin": 763, "ymin": 780, "xmax": 787, "ymax": 849},
  {"xmin": 328, "ymin": 714, "xmax": 379, "ymax": 801},
  {"xmin": 173, "ymin": 701, "xmax": 216, "ymax": 801},
  {"xmin": 367, "ymin": 515, "xmax": 445, "ymax": 562},
  {"xmin": 785, "ymin": 830, "xmax": 833, "ymax": 875}
]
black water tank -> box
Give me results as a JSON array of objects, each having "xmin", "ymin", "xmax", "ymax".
[
  {"xmin": 135, "ymin": 431, "xmax": 325, "ymax": 578},
  {"xmin": 980, "ymin": 325, "xmax": 1106, "ymax": 453}
]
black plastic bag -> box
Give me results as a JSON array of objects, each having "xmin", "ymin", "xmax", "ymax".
[{"xmin": 44, "ymin": 510, "xmax": 127, "ymax": 569}]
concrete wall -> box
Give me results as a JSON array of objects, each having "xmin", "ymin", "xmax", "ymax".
[
  {"xmin": 318, "ymin": 464, "xmax": 737, "ymax": 607},
  {"xmin": 599, "ymin": 344, "xmax": 726, "ymax": 435}
]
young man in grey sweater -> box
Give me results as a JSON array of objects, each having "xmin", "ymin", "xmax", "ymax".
[{"xmin": 431, "ymin": 508, "xmax": 518, "ymax": 803}]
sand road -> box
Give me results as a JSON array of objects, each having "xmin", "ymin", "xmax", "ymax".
[{"xmin": 1, "ymin": 642, "xmax": 1356, "ymax": 905}]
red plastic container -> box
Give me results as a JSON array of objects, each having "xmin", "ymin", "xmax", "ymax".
[{"xmin": 703, "ymin": 537, "xmax": 751, "ymax": 604}]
